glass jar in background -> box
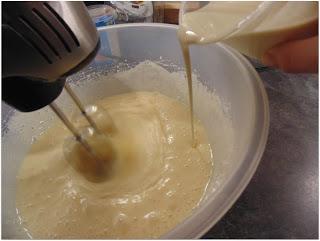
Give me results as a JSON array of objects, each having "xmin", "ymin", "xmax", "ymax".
[{"xmin": 153, "ymin": 2, "xmax": 164, "ymax": 23}]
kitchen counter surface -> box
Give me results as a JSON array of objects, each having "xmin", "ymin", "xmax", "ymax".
[{"xmin": 204, "ymin": 69, "xmax": 318, "ymax": 239}]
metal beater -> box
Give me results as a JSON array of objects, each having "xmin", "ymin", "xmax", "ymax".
[{"xmin": 2, "ymin": 2, "xmax": 104, "ymax": 158}]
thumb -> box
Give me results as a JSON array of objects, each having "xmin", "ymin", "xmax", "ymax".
[{"xmin": 262, "ymin": 36, "xmax": 318, "ymax": 73}]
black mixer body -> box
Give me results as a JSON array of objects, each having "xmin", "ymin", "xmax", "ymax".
[{"xmin": 2, "ymin": 1, "xmax": 100, "ymax": 111}]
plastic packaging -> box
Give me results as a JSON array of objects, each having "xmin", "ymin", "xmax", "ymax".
[
  {"xmin": 88, "ymin": 5, "xmax": 116, "ymax": 27},
  {"xmin": 111, "ymin": 1, "xmax": 153, "ymax": 23}
]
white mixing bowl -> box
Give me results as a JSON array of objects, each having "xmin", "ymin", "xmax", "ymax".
[{"xmin": 2, "ymin": 24, "xmax": 269, "ymax": 238}]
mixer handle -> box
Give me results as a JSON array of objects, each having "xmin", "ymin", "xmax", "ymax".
[{"xmin": 2, "ymin": 76, "xmax": 66, "ymax": 112}]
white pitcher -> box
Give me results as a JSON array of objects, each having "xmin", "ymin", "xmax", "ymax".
[{"xmin": 180, "ymin": 1, "xmax": 318, "ymax": 59}]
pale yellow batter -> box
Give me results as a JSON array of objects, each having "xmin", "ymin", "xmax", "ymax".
[{"xmin": 16, "ymin": 91, "xmax": 213, "ymax": 239}]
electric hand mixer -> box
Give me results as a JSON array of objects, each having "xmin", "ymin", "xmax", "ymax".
[{"xmin": 2, "ymin": 1, "xmax": 109, "ymax": 178}]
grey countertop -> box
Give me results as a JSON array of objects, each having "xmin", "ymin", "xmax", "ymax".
[{"xmin": 204, "ymin": 68, "xmax": 318, "ymax": 239}]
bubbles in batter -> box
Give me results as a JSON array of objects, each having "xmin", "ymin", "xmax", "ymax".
[{"xmin": 16, "ymin": 92, "xmax": 213, "ymax": 239}]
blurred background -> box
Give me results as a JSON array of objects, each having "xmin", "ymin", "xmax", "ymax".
[{"xmin": 84, "ymin": 1, "xmax": 181, "ymax": 26}]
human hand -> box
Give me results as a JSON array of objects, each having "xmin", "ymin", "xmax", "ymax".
[{"xmin": 262, "ymin": 36, "xmax": 318, "ymax": 73}]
